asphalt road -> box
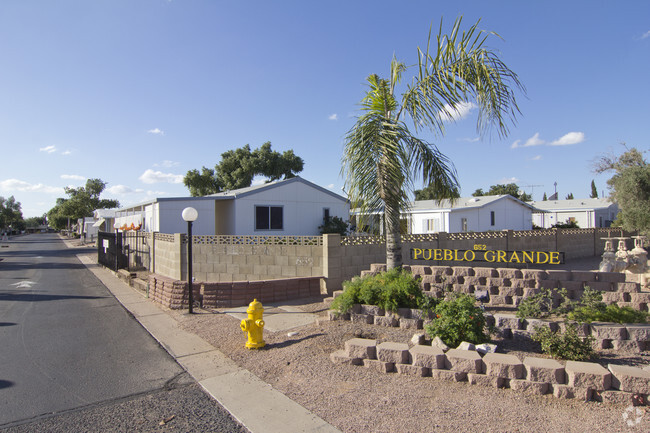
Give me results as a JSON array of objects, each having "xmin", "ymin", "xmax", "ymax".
[{"xmin": 0, "ymin": 234, "xmax": 247, "ymax": 432}]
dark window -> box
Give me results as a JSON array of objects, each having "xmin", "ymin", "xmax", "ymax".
[
  {"xmin": 255, "ymin": 206, "xmax": 269, "ymax": 230},
  {"xmin": 255, "ymin": 206, "xmax": 283, "ymax": 230},
  {"xmin": 490, "ymin": 211, "xmax": 495, "ymax": 226},
  {"xmin": 323, "ymin": 208, "xmax": 330, "ymax": 222},
  {"xmin": 270, "ymin": 206, "xmax": 283, "ymax": 229}
]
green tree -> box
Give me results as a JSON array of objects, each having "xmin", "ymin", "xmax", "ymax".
[
  {"xmin": 542, "ymin": 192, "xmax": 548, "ymax": 201},
  {"xmin": 47, "ymin": 179, "xmax": 118, "ymax": 230},
  {"xmin": 594, "ymin": 146, "xmax": 650, "ymax": 234},
  {"xmin": 0, "ymin": 196, "xmax": 24, "ymax": 232},
  {"xmin": 24, "ymin": 214, "xmax": 47, "ymax": 228},
  {"xmin": 472, "ymin": 183, "xmax": 532, "ymax": 201},
  {"xmin": 414, "ymin": 184, "xmax": 460, "ymax": 200},
  {"xmin": 342, "ymin": 17, "xmax": 523, "ymax": 269},
  {"xmin": 183, "ymin": 167, "xmax": 221, "ymax": 197},
  {"xmin": 565, "ymin": 192, "xmax": 574, "ymax": 200},
  {"xmin": 183, "ymin": 142, "xmax": 304, "ymax": 196},
  {"xmin": 590, "ymin": 180, "xmax": 598, "ymax": 198}
]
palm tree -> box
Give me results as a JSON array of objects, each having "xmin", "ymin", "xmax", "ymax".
[{"xmin": 342, "ymin": 17, "xmax": 524, "ymax": 269}]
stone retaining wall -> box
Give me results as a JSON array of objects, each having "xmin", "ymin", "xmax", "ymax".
[
  {"xmin": 202, "ymin": 277, "xmax": 322, "ymax": 308},
  {"xmin": 148, "ymin": 274, "xmax": 199, "ymax": 310},
  {"xmin": 147, "ymin": 273, "xmax": 322, "ymax": 309},
  {"xmin": 330, "ymin": 305, "xmax": 650, "ymax": 353},
  {"xmin": 361, "ymin": 264, "xmax": 644, "ymax": 310},
  {"xmin": 332, "ymin": 338, "xmax": 650, "ymax": 405}
]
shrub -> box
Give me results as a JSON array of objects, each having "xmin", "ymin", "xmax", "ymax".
[
  {"xmin": 425, "ymin": 293, "xmax": 491, "ymax": 348},
  {"xmin": 516, "ymin": 288, "xmax": 571, "ymax": 319},
  {"xmin": 568, "ymin": 303, "xmax": 648, "ymax": 324},
  {"xmin": 531, "ymin": 323, "xmax": 596, "ymax": 361},
  {"xmin": 318, "ymin": 216, "xmax": 349, "ymax": 235},
  {"xmin": 330, "ymin": 268, "xmax": 433, "ymax": 314}
]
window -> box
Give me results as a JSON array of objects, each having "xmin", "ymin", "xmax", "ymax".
[
  {"xmin": 490, "ymin": 211, "xmax": 495, "ymax": 226},
  {"xmin": 461, "ymin": 218, "xmax": 468, "ymax": 232},
  {"xmin": 255, "ymin": 206, "xmax": 283, "ymax": 230},
  {"xmin": 424, "ymin": 218, "xmax": 440, "ymax": 232},
  {"xmin": 323, "ymin": 208, "xmax": 330, "ymax": 222}
]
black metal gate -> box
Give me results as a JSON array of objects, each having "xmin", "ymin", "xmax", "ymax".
[{"xmin": 97, "ymin": 231, "xmax": 127, "ymax": 271}]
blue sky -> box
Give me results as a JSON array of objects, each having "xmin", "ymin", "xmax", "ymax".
[{"xmin": 1, "ymin": 1, "xmax": 649, "ymax": 218}]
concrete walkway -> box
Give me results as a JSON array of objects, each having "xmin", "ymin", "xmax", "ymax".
[{"xmin": 69, "ymin": 245, "xmax": 341, "ymax": 433}]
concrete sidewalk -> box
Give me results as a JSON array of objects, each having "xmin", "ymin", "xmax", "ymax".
[{"xmin": 71, "ymin": 249, "xmax": 341, "ymax": 433}]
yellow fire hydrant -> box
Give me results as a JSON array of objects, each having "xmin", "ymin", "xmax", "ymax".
[{"xmin": 240, "ymin": 299, "xmax": 265, "ymax": 349}]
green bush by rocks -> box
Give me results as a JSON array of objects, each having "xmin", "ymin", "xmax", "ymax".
[
  {"xmin": 531, "ymin": 323, "xmax": 596, "ymax": 361},
  {"xmin": 424, "ymin": 293, "xmax": 492, "ymax": 348},
  {"xmin": 330, "ymin": 268, "xmax": 437, "ymax": 314}
]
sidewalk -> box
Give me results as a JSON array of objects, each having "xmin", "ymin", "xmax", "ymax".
[{"xmin": 67, "ymin": 241, "xmax": 341, "ymax": 433}]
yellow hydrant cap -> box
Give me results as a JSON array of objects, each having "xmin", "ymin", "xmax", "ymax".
[{"xmin": 247, "ymin": 298, "xmax": 264, "ymax": 313}]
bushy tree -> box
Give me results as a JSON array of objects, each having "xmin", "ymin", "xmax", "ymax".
[
  {"xmin": 414, "ymin": 184, "xmax": 460, "ymax": 201},
  {"xmin": 594, "ymin": 146, "xmax": 650, "ymax": 235},
  {"xmin": 47, "ymin": 179, "xmax": 118, "ymax": 230},
  {"xmin": 0, "ymin": 196, "xmax": 24, "ymax": 231},
  {"xmin": 472, "ymin": 183, "xmax": 532, "ymax": 201},
  {"xmin": 183, "ymin": 142, "xmax": 304, "ymax": 196},
  {"xmin": 342, "ymin": 17, "xmax": 524, "ymax": 269}
]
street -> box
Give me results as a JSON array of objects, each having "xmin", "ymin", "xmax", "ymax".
[{"xmin": 0, "ymin": 233, "xmax": 246, "ymax": 432}]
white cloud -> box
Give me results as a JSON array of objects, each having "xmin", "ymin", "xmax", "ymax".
[
  {"xmin": 106, "ymin": 185, "xmax": 144, "ymax": 194},
  {"xmin": 327, "ymin": 184, "xmax": 335, "ymax": 189},
  {"xmin": 550, "ymin": 131, "xmax": 585, "ymax": 146},
  {"xmin": 154, "ymin": 160, "xmax": 180, "ymax": 168},
  {"xmin": 642, "ymin": 30, "xmax": 650, "ymax": 39},
  {"xmin": 39, "ymin": 145, "xmax": 57, "ymax": 153},
  {"xmin": 147, "ymin": 128, "xmax": 165, "ymax": 135},
  {"xmin": 60, "ymin": 174, "xmax": 85, "ymax": 181},
  {"xmin": 460, "ymin": 137, "xmax": 480, "ymax": 143},
  {"xmin": 62, "ymin": 150, "xmax": 72, "ymax": 155},
  {"xmin": 328, "ymin": 113, "xmax": 338, "ymax": 121},
  {"xmin": 498, "ymin": 177, "xmax": 519, "ymax": 184},
  {"xmin": 438, "ymin": 102, "xmax": 476, "ymax": 123},
  {"xmin": 138, "ymin": 169, "xmax": 183, "ymax": 184},
  {"xmin": 511, "ymin": 133, "xmax": 545, "ymax": 149},
  {"xmin": 531, "ymin": 155, "xmax": 542, "ymax": 161},
  {"xmin": 0, "ymin": 178, "xmax": 62, "ymax": 194}
]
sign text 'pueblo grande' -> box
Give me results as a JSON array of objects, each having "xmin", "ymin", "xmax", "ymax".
[{"xmin": 410, "ymin": 244, "xmax": 565, "ymax": 265}]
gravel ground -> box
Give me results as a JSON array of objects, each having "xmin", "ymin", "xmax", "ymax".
[
  {"xmin": 3, "ymin": 377, "xmax": 248, "ymax": 433},
  {"xmin": 171, "ymin": 302, "xmax": 650, "ymax": 433}
]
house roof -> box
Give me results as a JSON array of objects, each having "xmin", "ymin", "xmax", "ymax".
[
  {"xmin": 206, "ymin": 176, "xmax": 348, "ymax": 202},
  {"xmin": 410, "ymin": 195, "xmax": 539, "ymax": 212},
  {"xmin": 115, "ymin": 177, "xmax": 347, "ymax": 213},
  {"xmin": 529, "ymin": 198, "xmax": 616, "ymax": 212}
]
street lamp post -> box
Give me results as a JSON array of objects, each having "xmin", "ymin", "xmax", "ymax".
[
  {"xmin": 113, "ymin": 222, "xmax": 120, "ymax": 271},
  {"xmin": 182, "ymin": 207, "xmax": 198, "ymax": 314}
]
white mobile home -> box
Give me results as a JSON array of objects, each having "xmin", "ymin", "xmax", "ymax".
[
  {"xmin": 531, "ymin": 198, "xmax": 619, "ymax": 228},
  {"xmin": 408, "ymin": 195, "xmax": 537, "ymax": 234},
  {"xmin": 113, "ymin": 177, "xmax": 350, "ymax": 236}
]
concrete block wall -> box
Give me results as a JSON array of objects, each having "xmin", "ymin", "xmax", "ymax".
[
  {"xmin": 332, "ymin": 338, "xmax": 650, "ymax": 404},
  {"xmin": 152, "ymin": 234, "xmax": 184, "ymax": 281},
  {"xmin": 190, "ymin": 243, "xmax": 323, "ymax": 283}
]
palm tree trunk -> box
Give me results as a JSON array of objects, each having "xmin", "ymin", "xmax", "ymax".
[{"xmin": 384, "ymin": 203, "xmax": 402, "ymax": 269}]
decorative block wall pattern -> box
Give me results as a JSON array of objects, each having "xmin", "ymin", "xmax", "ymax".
[{"xmin": 332, "ymin": 338, "xmax": 650, "ymax": 405}]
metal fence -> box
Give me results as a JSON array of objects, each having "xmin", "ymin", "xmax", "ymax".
[{"xmin": 97, "ymin": 231, "xmax": 127, "ymax": 271}]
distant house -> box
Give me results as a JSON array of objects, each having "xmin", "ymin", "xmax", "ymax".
[
  {"xmin": 407, "ymin": 195, "xmax": 538, "ymax": 234},
  {"xmin": 354, "ymin": 195, "xmax": 538, "ymax": 234},
  {"xmin": 112, "ymin": 177, "xmax": 350, "ymax": 236},
  {"xmin": 530, "ymin": 198, "xmax": 619, "ymax": 228}
]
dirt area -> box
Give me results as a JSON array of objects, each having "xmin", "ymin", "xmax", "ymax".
[{"xmin": 170, "ymin": 300, "xmax": 650, "ymax": 433}]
